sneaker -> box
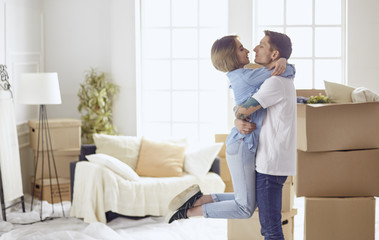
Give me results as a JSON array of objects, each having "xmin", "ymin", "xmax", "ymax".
[
  {"xmin": 168, "ymin": 184, "xmax": 203, "ymax": 211},
  {"xmin": 165, "ymin": 207, "xmax": 188, "ymax": 224}
]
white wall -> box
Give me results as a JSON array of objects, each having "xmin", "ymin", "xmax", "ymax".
[
  {"xmin": 347, "ymin": 0, "xmax": 379, "ymax": 93},
  {"xmin": 5, "ymin": 0, "xmax": 44, "ymax": 123},
  {"xmin": 43, "ymin": 0, "xmax": 137, "ymax": 136},
  {"xmin": 44, "ymin": 0, "xmax": 111, "ymax": 120},
  {"xmin": 109, "ymin": 0, "xmax": 137, "ymax": 136},
  {"xmin": 0, "ymin": 0, "xmax": 4, "ymax": 64}
]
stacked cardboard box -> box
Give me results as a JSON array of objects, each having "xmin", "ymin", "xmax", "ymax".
[
  {"xmin": 29, "ymin": 118, "xmax": 81, "ymax": 202},
  {"xmin": 30, "ymin": 177, "xmax": 71, "ymax": 203},
  {"xmin": 296, "ymin": 90, "xmax": 378, "ymax": 240},
  {"xmin": 215, "ymin": 134, "xmax": 296, "ymax": 240}
]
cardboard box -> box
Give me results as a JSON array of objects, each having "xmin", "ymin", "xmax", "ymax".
[
  {"xmin": 215, "ymin": 134, "xmax": 227, "ymax": 158},
  {"xmin": 34, "ymin": 149, "xmax": 80, "ymax": 178},
  {"xmin": 215, "ymin": 134, "xmax": 233, "ymax": 192},
  {"xmin": 29, "ymin": 118, "xmax": 81, "ymax": 151},
  {"xmin": 282, "ymin": 176, "xmax": 294, "ymax": 212},
  {"xmin": 228, "ymin": 209, "xmax": 297, "ymax": 240},
  {"xmin": 296, "ymin": 89, "xmax": 326, "ymax": 98},
  {"xmin": 297, "ymin": 102, "xmax": 379, "ymax": 152},
  {"xmin": 296, "ymin": 149, "xmax": 379, "ymax": 197},
  {"xmin": 304, "ymin": 197, "xmax": 375, "ymax": 240},
  {"xmin": 30, "ymin": 177, "xmax": 71, "ymax": 203}
]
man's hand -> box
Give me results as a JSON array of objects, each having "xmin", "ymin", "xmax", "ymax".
[
  {"xmin": 268, "ymin": 57, "xmax": 287, "ymax": 76},
  {"xmin": 234, "ymin": 119, "xmax": 256, "ymax": 135},
  {"xmin": 234, "ymin": 97, "xmax": 262, "ymax": 121}
]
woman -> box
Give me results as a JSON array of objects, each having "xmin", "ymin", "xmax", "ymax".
[{"xmin": 166, "ymin": 35, "xmax": 295, "ymax": 223}]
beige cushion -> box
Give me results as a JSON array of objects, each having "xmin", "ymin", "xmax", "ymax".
[
  {"xmin": 93, "ymin": 134, "xmax": 141, "ymax": 170},
  {"xmin": 135, "ymin": 138, "xmax": 186, "ymax": 177},
  {"xmin": 324, "ymin": 80, "xmax": 355, "ymax": 103}
]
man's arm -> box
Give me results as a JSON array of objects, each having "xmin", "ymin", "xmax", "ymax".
[
  {"xmin": 234, "ymin": 119, "xmax": 256, "ymax": 135},
  {"xmin": 233, "ymin": 97, "xmax": 262, "ymax": 121}
]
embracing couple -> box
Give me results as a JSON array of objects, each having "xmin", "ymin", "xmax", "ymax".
[{"xmin": 167, "ymin": 30, "xmax": 296, "ymax": 240}]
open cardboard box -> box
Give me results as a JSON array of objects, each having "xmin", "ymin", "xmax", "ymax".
[{"xmin": 296, "ymin": 89, "xmax": 379, "ymax": 152}]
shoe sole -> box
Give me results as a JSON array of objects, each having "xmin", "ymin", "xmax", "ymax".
[
  {"xmin": 165, "ymin": 208, "xmax": 181, "ymax": 224},
  {"xmin": 168, "ymin": 184, "xmax": 201, "ymax": 211}
]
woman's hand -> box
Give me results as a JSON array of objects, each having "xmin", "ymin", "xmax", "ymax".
[
  {"xmin": 234, "ymin": 119, "xmax": 256, "ymax": 135},
  {"xmin": 269, "ymin": 57, "xmax": 287, "ymax": 76}
]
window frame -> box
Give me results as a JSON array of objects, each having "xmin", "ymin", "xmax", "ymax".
[
  {"xmin": 138, "ymin": 0, "xmax": 229, "ymax": 142},
  {"xmin": 252, "ymin": 0, "xmax": 347, "ymax": 89}
]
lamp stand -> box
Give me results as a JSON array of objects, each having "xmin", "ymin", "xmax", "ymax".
[{"xmin": 30, "ymin": 105, "xmax": 65, "ymax": 221}]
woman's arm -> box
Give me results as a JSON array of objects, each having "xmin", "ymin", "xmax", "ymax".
[
  {"xmin": 242, "ymin": 58, "xmax": 289, "ymax": 86},
  {"xmin": 269, "ymin": 58, "xmax": 287, "ymax": 76}
]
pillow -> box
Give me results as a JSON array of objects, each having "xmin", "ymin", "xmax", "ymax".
[
  {"xmin": 93, "ymin": 134, "xmax": 141, "ymax": 170},
  {"xmin": 324, "ymin": 80, "xmax": 355, "ymax": 103},
  {"xmin": 352, "ymin": 87, "xmax": 379, "ymax": 102},
  {"xmin": 86, "ymin": 153, "xmax": 140, "ymax": 181},
  {"xmin": 184, "ymin": 143, "xmax": 223, "ymax": 178},
  {"xmin": 135, "ymin": 138, "xmax": 186, "ymax": 177}
]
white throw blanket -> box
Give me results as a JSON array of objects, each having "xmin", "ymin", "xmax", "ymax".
[
  {"xmin": 352, "ymin": 87, "xmax": 379, "ymax": 102},
  {"xmin": 71, "ymin": 161, "xmax": 225, "ymax": 223},
  {"xmin": 0, "ymin": 96, "xmax": 24, "ymax": 202}
]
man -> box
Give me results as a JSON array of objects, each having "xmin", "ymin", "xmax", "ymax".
[{"xmin": 234, "ymin": 30, "xmax": 296, "ymax": 240}]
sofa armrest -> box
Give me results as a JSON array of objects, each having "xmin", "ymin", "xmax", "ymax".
[
  {"xmin": 79, "ymin": 144, "xmax": 97, "ymax": 161},
  {"xmin": 71, "ymin": 144, "xmax": 97, "ymax": 201},
  {"xmin": 209, "ymin": 156, "xmax": 220, "ymax": 175}
]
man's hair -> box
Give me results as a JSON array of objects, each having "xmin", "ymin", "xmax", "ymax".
[
  {"xmin": 211, "ymin": 35, "xmax": 241, "ymax": 72},
  {"xmin": 264, "ymin": 30, "xmax": 292, "ymax": 59}
]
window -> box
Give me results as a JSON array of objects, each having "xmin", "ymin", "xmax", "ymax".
[
  {"xmin": 140, "ymin": 0, "xmax": 228, "ymax": 142},
  {"xmin": 253, "ymin": 0, "xmax": 346, "ymax": 89}
]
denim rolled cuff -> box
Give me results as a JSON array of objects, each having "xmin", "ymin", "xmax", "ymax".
[
  {"xmin": 202, "ymin": 194, "xmax": 220, "ymax": 218},
  {"xmin": 210, "ymin": 193, "xmax": 220, "ymax": 202}
]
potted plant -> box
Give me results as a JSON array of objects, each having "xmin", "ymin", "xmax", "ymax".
[{"xmin": 77, "ymin": 68, "xmax": 119, "ymax": 143}]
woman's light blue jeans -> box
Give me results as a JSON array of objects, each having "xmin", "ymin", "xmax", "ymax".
[
  {"xmin": 202, "ymin": 139, "xmax": 257, "ymax": 219},
  {"xmin": 256, "ymin": 171, "xmax": 287, "ymax": 240}
]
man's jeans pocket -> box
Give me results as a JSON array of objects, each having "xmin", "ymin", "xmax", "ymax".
[{"xmin": 275, "ymin": 176, "xmax": 287, "ymax": 185}]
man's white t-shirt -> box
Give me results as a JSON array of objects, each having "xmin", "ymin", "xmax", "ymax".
[{"xmin": 252, "ymin": 76, "xmax": 296, "ymax": 176}]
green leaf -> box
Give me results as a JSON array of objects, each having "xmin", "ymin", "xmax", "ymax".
[{"xmin": 77, "ymin": 67, "xmax": 119, "ymax": 143}]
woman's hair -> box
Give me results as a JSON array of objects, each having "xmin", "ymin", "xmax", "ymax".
[
  {"xmin": 264, "ymin": 30, "xmax": 292, "ymax": 59},
  {"xmin": 211, "ymin": 35, "xmax": 241, "ymax": 72}
]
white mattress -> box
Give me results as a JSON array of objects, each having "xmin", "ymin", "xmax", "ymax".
[{"xmin": 70, "ymin": 161, "xmax": 225, "ymax": 223}]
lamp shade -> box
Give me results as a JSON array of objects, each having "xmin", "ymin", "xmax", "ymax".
[{"xmin": 16, "ymin": 72, "xmax": 62, "ymax": 105}]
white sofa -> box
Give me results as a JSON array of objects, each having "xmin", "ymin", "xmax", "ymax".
[{"xmin": 70, "ymin": 135, "xmax": 226, "ymax": 223}]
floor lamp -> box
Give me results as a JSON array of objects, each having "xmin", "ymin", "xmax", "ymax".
[{"xmin": 16, "ymin": 72, "xmax": 65, "ymax": 221}]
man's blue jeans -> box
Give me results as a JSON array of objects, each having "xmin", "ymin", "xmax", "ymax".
[{"xmin": 256, "ymin": 171, "xmax": 287, "ymax": 240}]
